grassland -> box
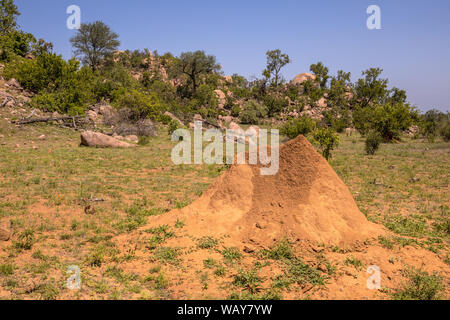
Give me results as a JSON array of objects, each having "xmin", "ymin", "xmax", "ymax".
[{"xmin": 0, "ymin": 116, "xmax": 448, "ymax": 300}]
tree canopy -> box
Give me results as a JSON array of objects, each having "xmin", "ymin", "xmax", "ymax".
[
  {"xmin": 0, "ymin": 0, "xmax": 19, "ymax": 34},
  {"xmin": 263, "ymin": 49, "xmax": 290, "ymax": 86},
  {"xmin": 70, "ymin": 21, "xmax": 120, "ymax": 71},
  {"xmin": 177, "ymin": 50, "xmax": 220, "ymax": 94}
]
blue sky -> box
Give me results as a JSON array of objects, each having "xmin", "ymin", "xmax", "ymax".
[{"xmin": 14, "ymin": 0, "xmax": 450, "ymax": 112}]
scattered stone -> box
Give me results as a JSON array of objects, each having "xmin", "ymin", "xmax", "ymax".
[
  {"xmin": 6, "ymin": 78, "xmax": 22, "ymax": 90},
  {"xmin": 124, "ymin": 135, "xmax": 138, "ymax": 143},
  {"xmin": 80, "ymin": 131, "xmax": 136, "ymax": 148},
  {"xmin": 38, "ymin": 135, "xmax": 46, "ymax": 140},
  {"xmin": 214, "ymin": 89, "xmax": 227, "ymax": 109},
  {"xmin": 0, "ymin": 220, "xmax": 11, "ymax": 241}
]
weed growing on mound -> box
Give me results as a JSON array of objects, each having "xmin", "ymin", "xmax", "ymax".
[
  {"xmin": 392, "ymin": 268, "xmax": 445, "ymax": 300},
  {"xmin": 233, "ymin": 268, "xmax": 263, "ymax": 294},
  {"xmin": 261, "ymin": 240, "xmax": 327, "ymax": 288},
  {"xmin": 221, "ymin": 247, "xmax": 242, "ymax": 264}
]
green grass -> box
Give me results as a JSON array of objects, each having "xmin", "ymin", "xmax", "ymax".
[
  {"xmin": 392, "ymin": 268, "xmax": 445, "ymax": 300},
  {"xmin": 0, "ymin": 117, "xmax": 447, "ymax": 299}
]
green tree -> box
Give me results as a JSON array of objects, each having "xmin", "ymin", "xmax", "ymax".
[
  {"xmin": 354, "ymin": 102, "xmax": 414, "ymax": 141},
  {"xmin": 70, "ymin": 21, "xmax": 120, "ymax": 71},
  {"xmin": 312, "ymin": 127, "xmax": 339, "ymax": 160},
  {"xmin": 263, "ymin": 49, "xmax": 290, "ymax": 86},
  {"xmin": 354, "ymin": 68, "xmax": 388, "ymax": 108},
  {"xmin": 310, "ymin": 62, "xmax": 329, "ymax": 89},
  {"xmin": 178, "ymin": 50, "xmax": 220, "ymax": 94},
  {"xmin": 0, "ymin": 0, "xmax": 19, "ymax": 34}
]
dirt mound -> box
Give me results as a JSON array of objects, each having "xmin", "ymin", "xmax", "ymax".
[{"xmin": 148, "ymin": 135, "xmax": 384, "ymax": 248}]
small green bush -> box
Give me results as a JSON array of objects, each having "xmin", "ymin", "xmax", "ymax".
[
  {"xmin": 280, "ymin": 116, "xmax": 316, "ymax": 139},
  {"xmin": 312, "ymin": 127, "xmax": 339, "ymax": 160},
  {"xmin": 441, "ymin": 121, "xmax": 450, "ymax": 142},
  {"xmin": 365, "ymin": 131, "xmax": 382, "ymax": 155},
  {"xmin": 239, "ymin": 100, "xmax": 267, "ymax": 124},
  {"xmin": 392, "ymin": 268, "xmax": 444, "ymax": 300}
]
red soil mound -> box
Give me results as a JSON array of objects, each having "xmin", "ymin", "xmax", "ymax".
[{"xmin": 150, "ymin": 135, "xmax": 385, "ymax": 248}]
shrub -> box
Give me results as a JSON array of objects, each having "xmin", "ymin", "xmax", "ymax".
[
  {"xmin": 354, "ymin": 103, "xmax": 415, "ymax": 141},
  {"xmin": 280, "ymin": 116, "xmax": 316, "ymax": 139},
  {"xmin": 312, "ymin": 127, "xmax": 339, "ymax": 160},
  {"xmin": 112, "ymin": 88, "xmax": 164, "ymax": 120},
  {"xmin": 392, "ymin": 268, "xmax": 444, "ymax": 300},
  {"xmin": 365, "ymin": 131, "xmax": 382, "ymax": 155},
  {"xmin": 263, "ymin": 94, "xmax": 288, "ymax": 117},
  {"xmin": 239, "ymin": 100, "xmax": 267, "ymax": 124},
  {"xmin": 441, "ymin": 121, "xmax": 450, "ymax": 142},
  {"xmin": 0, "ymin": 30, "xmax": 36, "ymax": 61},
  {"xmin": 168, "ymin": 119, "xmax": 182, "ymax": 136},
  {"xmin": 4, "ymin": 53, "xmax": 80, "ymax": 93}
]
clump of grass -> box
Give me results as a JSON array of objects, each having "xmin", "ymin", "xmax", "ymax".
[
  {"xmin": 221, "ymin": 247, "xmax": 242, "ymax": 264},
  {"xmin": 0, "ymin": 263, "xmax": 14, "ymax": 276},
  {"xmin": 214, "ymin": 264, "xmax": 226, "ymax": 277},
  {"xmin": 285, "ymin": 258, "xmax": 326, "ymax": 287},
  {"xmin": 145, "ymin": 225, "xmax": 175, "ymax": 250},
  {"xmin": 138, "ymin": 136, "xmax": 151, "ymax": 146},
  {"xmin": 174, "ymin": 219, "xmax": 185, "ymax": 228},
  {"xmin": 105, "ymin": 266, "xmax": 138, "ymax": 284},
  {"xmin": 203, "ymin": 258, "xmax": 216, "ymax": 269},
  {"xmin": 38, "ymin": 281, "xmax": 60, "ymax": 300},
  {"xmin": 14, "ymin": 229, "xmax": 35, "ymax": 250},
  {"xmin": 392, "ymin": 268, "xmax": 445, "ymax": 300},
  {"xmin": 197, "ymin": 236, "xmax": 218, "ymax": 249},
  {"xmin": 233, "ymin": 269, "xmax": 263, "ymax": 294},
  {"xmin": 145, "ymin": 272, "xmax": 169, "ymax": 290},
  {"xmin": 379, "ymin": 236, "xmax": 394, "ymax": 249},
  {"xmin": 345, "ymin": 257, "xmax": 364, "ymax": 270},
  {"xmin": 154, "ymin": 247, "xmax": 179, "ymax": 264},
  {"xmin": 384, "ymin": 215, "xmax": 428, "ymax": 238},
  {"xmin": 116, "ymin": 205, "xmax": 166, "ymax": 233},
  {"xmin": 260, "ymin": 239, "xmax": 294, "ymax": 260}
]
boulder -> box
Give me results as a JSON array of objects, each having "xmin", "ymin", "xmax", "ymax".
[
  {"xmin": 86, "ymin": 110, "xmax": 98, "ymax": 123},
  {"xmin": 124, "ymin": 135, "xmax": 138, "ymax": 142},
  {"xmin": 80, "ymin": 131, "xmax": 136, "ymax": 148},
  {"xmin": 6, "ymin": 78, "xmax": 22, "ymax": 90},
  {"xmin": 214, "ymin": 89, "xmax": 227, "ymax": 109},
  {"xmin": 291, "ymin": 73, "xmax": 316, "ymax": 85},
  {"xmin": 229, "ymin": 122, "xmax": 242, "ymax": 132}
]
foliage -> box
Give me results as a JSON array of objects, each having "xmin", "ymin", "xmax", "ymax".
[
  {"xmin": 239, "ymin": 100, "xmax": 267, "ymax": 124},
  {"xmin": 0, "ymin": 29, "xmax": 35, "ymax": 60},
  {"xmin": 280, "ymin": 116, "xmax": 316, "ymax": 139},
  {"xmin": 392, "ymin": 268, "xmax": 444, "ymax": 300},
  {"xmin": 353, "ymin": 68, "xmax": 389, "ymax": 108},
  {"xmin": 312, "ymin": 127, "xmax": 340, "ymax": 160},
  {"xmin": 354, "ymin": 103, "xmax": 414, "ymax": 141},
  {"xmin": 177, "ymin": 50, "xmax": 220, "ymax": 94},
  {"xmin": 5, "ymin": 53, "xmax": 79, "ymax": 92},
  {"xmin": 111, "ymin": 88, "xmax": 164, "ymax": 120},
  {"xmin": 365, "ymin": 131, "xmax": 382, "ymax": 155},
  {"xmin": 0, "ymin": 0, "xmax": 19, "ymax": 35},
  {"xmin": 263, "ymin": 94, "xmax": 288, "ymax": 117},
  {"xmin": 263, "ymin": 49, "xmax": 290, "ymax": 86},
  {"xmin": 310, "ymin": 61, "xmax": 329, "ymax": 88},
  {"xmin": 70, "ymin": 21, "xmax": 120, "ymax": 71}
]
